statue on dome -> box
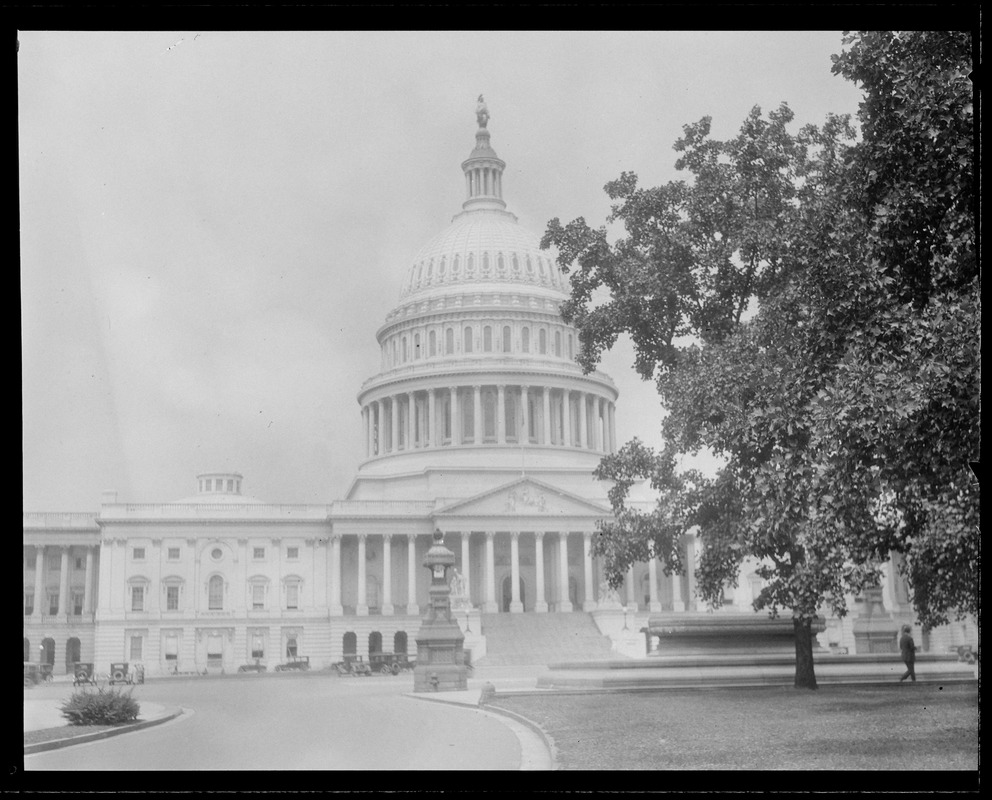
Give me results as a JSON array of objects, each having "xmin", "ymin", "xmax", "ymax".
[{"xmin": 476, "ymin": 94, "xmax": 490, "ymax": 129}]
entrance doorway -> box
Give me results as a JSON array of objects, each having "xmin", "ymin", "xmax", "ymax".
[
  {"xmin": 65, "ymin": 637, "xmax": 81, "ymax": 669},
  {"xmin": 501, "ymin": 576, "xmax": 525, "ymax": 611}
]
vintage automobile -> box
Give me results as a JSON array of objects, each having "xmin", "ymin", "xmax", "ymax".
[
  {"xmin": 368, "ymin": 652, "xmax": 414, "ymax": 675},
  {"xmin": 333, "ymin": 654, "xmax": 372, "ymax": 676},
  {"xmin": 273, "ymin": 655, "xmax": 310, "ymax": 672},
  {"xmin": 237, "ymin": 660, "xmax": 268, "ymax": 673},
  {"xmin": 72, "ymin": 662, "xmax": 98, "ymax": 686},
  {"xmin": 23, "ymin": 663, "xmax": 51, "ymax": 687},
  {"xmin": 109, "ymin": 662, "xmax": 135, "ymax": 685}
]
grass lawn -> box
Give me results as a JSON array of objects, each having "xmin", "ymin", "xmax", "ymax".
[
  {"xmin": 24, "ymin": 724, "xmax": 124, "ymax": 747},
  {"xmin": 490, "ymin": 683, "xmax": 978, "ymax": 772}
]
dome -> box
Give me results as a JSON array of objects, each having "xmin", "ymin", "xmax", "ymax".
[{"xmin": 399, "ymin": 208, "xmax": 567, "ymax": 300}]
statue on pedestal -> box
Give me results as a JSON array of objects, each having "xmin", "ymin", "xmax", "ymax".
[
  {"xmin": 476, "ymin": 95, "xmax": 490, "ymax": 129},
  {"xmin": 449, "ymin": 567, "xmax": 472, "ymax": 611}
]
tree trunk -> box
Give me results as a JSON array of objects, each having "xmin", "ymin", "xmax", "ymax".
[{"xmin": 793, "ymin": 616, "xmax": 818, "ymax": 690}]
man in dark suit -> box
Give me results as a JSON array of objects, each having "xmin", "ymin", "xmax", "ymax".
[{"xmin": 899, "ymin": 624, "xmax": 917, "ymax": 682}]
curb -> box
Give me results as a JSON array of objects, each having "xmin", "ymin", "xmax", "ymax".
[
  {"xmin": 407, "ymin": 692, "xmax": 557, "ymax": 770},
  {"xmin": 24, "ymin": 708, "xmax": 186, "ymax": 755}
]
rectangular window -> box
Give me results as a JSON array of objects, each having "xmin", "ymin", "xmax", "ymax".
[
  {"xmin": 131, "ymin": 585, "xmax": 144, "ymax": 612},
  {"xmin": 287, "ymin": 546, "xmax": 299, "ymax": 560},
  {"xmin": 286, "ymin": 637, "xmax": 298, "ymax": 658},
  {"xmin": 251, "ymin": 634, "xmax": 264, "ymax": 660},
  {"xmin": 48, "ymin": 593, "xmax": 59, "ymax": 615},
  {"xmin": 208, "ymin": 578, "xmax": 224, "ymax": 610},
  {"xmin": 253, "ymin": 547, "xmax": 265, "ymax": 559},
  {"xmin": 72, "ymin": 593, "xmax": 84, "ymax": 615},
  {"xmin": 133, "ymin": 547, "xmax": 145, "ymax": 560},
  {"xmin": 207, "ymin": 636, "xmax": 223, "ymax": 667},
  {"xmin": 24, "ymin": 593, "xmax": 34, "ymax": 616},
  {"xmin": 286, "ymin": 584, "xmax": 299, "ymax": 610},
  {"xmin": 166, "ymin": 585, "xmax": 180, "ymax": 611},
  {"xmin": 129, "ymin": 636, "xmax": 143, "ymax": 662},
  {"xmin": 168, "ymin": 547, "xmax": 181, "ymax": 560},
  {"xmin": 252, "ymin": 584, "xmax": 265, "ymax": 610},
  {"xmin": 164, "ymin": 635, "xmax": 179, "ymax": 664},
  {"xmin": 74, "ymin": 557, "xmax": 84, "ymax": 570}
]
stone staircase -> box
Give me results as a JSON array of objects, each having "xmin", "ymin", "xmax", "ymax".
[{"xmin": 474, "ymin": 612, "xmax": 616, "ymax": 666}]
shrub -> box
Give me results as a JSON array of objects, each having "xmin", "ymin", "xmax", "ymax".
[{"xmin": 60, "ymin": 686, "xmax": 140, "ymax": 726}]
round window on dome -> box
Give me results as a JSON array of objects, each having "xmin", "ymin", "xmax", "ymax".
[{"xmin": 211, "ymin": 548, "xmax": 223, "ymax": 560}]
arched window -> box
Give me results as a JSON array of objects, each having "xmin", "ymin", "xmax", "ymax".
[
  {"xmin": 369, "ymin": 631, "xmax": 383, "ymax": 655},
  {"xmin": 483, "ymin": 390, "xmax": 497, "ymax": 441},
  {"xmin": 414, "ymin": 333, "xmax": 421, "ymax": 359},
  {"xmin": 482, "ymin": 253, "xmax": 490, "ymax": 275},
  {"xmin": 401, "ymin": 336, "xmax": 408, "ymax": 363},
  {"xmin": 65, "ymin": 637, "xmax": 81, "ymax": 670},
  {"xmin": 502, "ymin": 326, "xmax": 512, "ymax": 353},
  {"xmin": 429, "ymin": 330, "xmax": 437, "ymax": 357},
  {"xmin": 342, "ymin": 631, "xmax": 357, "ymax": 656},
  {"xmin": 512, "ymin": 254, "xmax": 520, "ymax": 275},
  {"xmin": 392, "ymin": 339, "xmax": 398, "ymax": 365},
  {"xmin": 568, "ymin": 333, "xmax": 574, "ymax": 359},
  {"xmin": 439, "ymin": 257, "xmax": 446, "ymax": 276},
  {"xmin": 555, "ymin": 330, "xmax": 562, "ymax": 357},
  {"xmin": 521, "ymin": 327, "xmax": 530, "ymax": 353},
  {"xmin": 483, "ymin": 325, "xmax": 492, "ymax": 352},
  {"xmin": 452, "ymin": 254, "xmax": 460, "ymax": 275},
  {"xmin": 539, "ymin": 328, "xmax": 547, "ymax": 354},
  {"xmin": 394, "ymin": 631, "xmax": 408, "ymax": 654},
  {"xmin": 497, "ymin": 253, "xmax": 505, "ymax": 274},
  {"xmin": 463, "ymin": 327, "xmax": 474, "ymax": 354},
  {"xmin": 426, "ymin": 260, "xmax": 433, "ymax": 277},
  {"xmin": 208, "ymin": 575, "xmax": 224, "ymax": 610},
  {"xmin": 445, "ymin": 328, "xmax": 454, "ymax": 354},
  {"xmin": 467, "ymin": 254, "xmax": 474, "ymax": 274}
]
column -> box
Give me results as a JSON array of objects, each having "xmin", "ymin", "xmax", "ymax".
[
  {"xmin": 534, "ymin": 533, "xmax": 548, "ymax": 612},
  {"xmin": 582, "ymin": 532, "xmax": 596, "ymax": 611},
  {"xmin": 449, "ymin": 386, "xmax": 460, "ymax": 445},
  {"xmin": 542, "ymin": 387, "xmax": 551, "ymax": 445},
  {"xmin": 562, "ymin": 390, "xmax": 572, "ymax": 447},
  {"xmin": 428, "ymin": 388, "xmax": 437, "ymax": 447},
  {"xmin": 375, "ymin": 400, "xmax": 384, "ymax": 456},
  {"xmin": 473, "ymin": 385, "xmax": 482, "ymax": 444},
  {"xmin": 608, "ymin": 402, "xmax": 617, "ymax": 453},
  {"xmin": 686, "ymin": 536, "xmax": 697, "ymax": 611},
  {"xmin": 363, "ymin": 406, "xmax": 370, "ymax": 457},
  {"xmin": 509, "ymin": 532, "xmax": 522, "ymax": 613},
  {"xmin": 579, "ymin": 392, "xmax": 588, "ymax": 449},
  {"xmin": 390, "ymin": 397, "xmax": 399, "ymax": 453},
  {"xmin": 520, "ymin": 386, "xmax": 530, "ymax": 444},
  {"xmin": 32, "ymin": 545, "xmax": 45, "ymax": 619},
  {"xmin": 381, "ymin": 534, "xmax": 393, "ymax": 615},
  {"xmin": 356, "ymin": 535, "xmax": 368, "ymax": 615},
  {"xmin": 594, "ymin": 398, "xmax": 604, "ymax": 451},
  {"xmin": 57, "ymin": 546, "xmax": 70, "ymax": 617},
  {"xmin": 497, "ymin": 385, "xmax": 506, "ymax": 444},
  {"xmin": 671, "ymin": 556, "xmax": 685, "ymax": 612},
  {"xmin": 406, "ymin": 393, "xmax": 414, "ymax": 450},
  {"xmin": 406, "ymin": 534, "xmax": 419, "ymax": 615},
  {"xmin": 626, "ymin": 566, "xmax": 636, "ymax": 609},
  {"xmin": 483, "ymin": 531, "xmax": 498, "ymax": 613},
  {"xmin": 557, "ymin": 533, "xmax": 572, "ymax": 612},
  {"xmin": 648, "ymin": 557, "xmax": 662, "ymax": 612},
  {"xmin": 83, "ymin": 546, "xmax": 95, "ymax": 614},
  {"xmin": 330, "ymin": 535, "xmax": 343, "ymax": 615},
  {"xmin": 460, "ymin": 532, "xmax": 472, "ymax": 603}
]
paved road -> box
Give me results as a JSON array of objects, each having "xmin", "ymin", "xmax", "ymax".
[{"xmin": 23, "ymin": 673, "xmax": 527, "ymax": 771}]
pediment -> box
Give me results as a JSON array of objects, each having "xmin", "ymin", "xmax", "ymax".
[{"xmin": 433, "ymin": 477, "xmax": 611, "ymax": 519}]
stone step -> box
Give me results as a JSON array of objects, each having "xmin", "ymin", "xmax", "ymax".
[{"xmin": 475, "ymin": 611, "xmax": 615, "ymax": 666}]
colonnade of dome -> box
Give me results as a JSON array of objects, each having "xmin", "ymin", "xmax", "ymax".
[{"xmin": 356, "ymin": 105, "xmax": 618, "ymax": 467}]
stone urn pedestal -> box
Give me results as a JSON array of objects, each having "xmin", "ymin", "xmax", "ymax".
[{"xmin": 413, "ymin": 530, "xmax": 468, "ymax": 692}]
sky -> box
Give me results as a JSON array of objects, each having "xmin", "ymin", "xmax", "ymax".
[{"xmin": 19, "ymin": 31, "xmax": 867, "ymax": 511}]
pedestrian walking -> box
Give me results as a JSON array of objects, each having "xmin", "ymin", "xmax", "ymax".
[{"xmin": 899, "ymin": 624, "xmax": 917, "ymax": 682}]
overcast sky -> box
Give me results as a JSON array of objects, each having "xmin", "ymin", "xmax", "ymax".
[{"xmin": 20, "ymin": 31, "xmax": 866, "ymax": 511}]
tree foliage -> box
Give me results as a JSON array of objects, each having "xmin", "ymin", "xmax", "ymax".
[{"xmin": 542, "ymin": 31, "xmax": 977, "ymax": 686}]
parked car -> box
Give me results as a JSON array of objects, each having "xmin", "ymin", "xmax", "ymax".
[
  {"xmin": 273, "ymin": 656, "xmax": 310, "ymax": 672},
  {"xmin": 109, "ymin": 662, "xmax": 134, "ymax": 685},
  {"xmin": 73, "ymin": 662, "xmax": 98, "ymax": 686},
  {"xmin": 368, "ymin": 652, "xmax": 414, "ymax": 675},
  {"xmin": 334, "ymin": 654, "xmax": 372, "ymax": 676},
  {"xmin": 237, "ymin": 661, "xmax": 268, "ymax": 673}
]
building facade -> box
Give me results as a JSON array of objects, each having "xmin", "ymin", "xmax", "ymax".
[{"xmin": 23, "ymin": 107, "xmax": 977, "ymax": 677}]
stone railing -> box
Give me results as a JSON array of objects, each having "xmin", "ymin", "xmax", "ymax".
[
  {"xmin": 99, "ymin": 503, "xmax": 333, "ymax": 521},
  {"xmin": 23, "ymin": 512, "xmax": 99, "ymax": 529}
]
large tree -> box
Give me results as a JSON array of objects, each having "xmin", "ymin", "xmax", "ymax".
[{"xmin": 541, "ymin": 30, "xmax": 977, "ymax": 689}]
